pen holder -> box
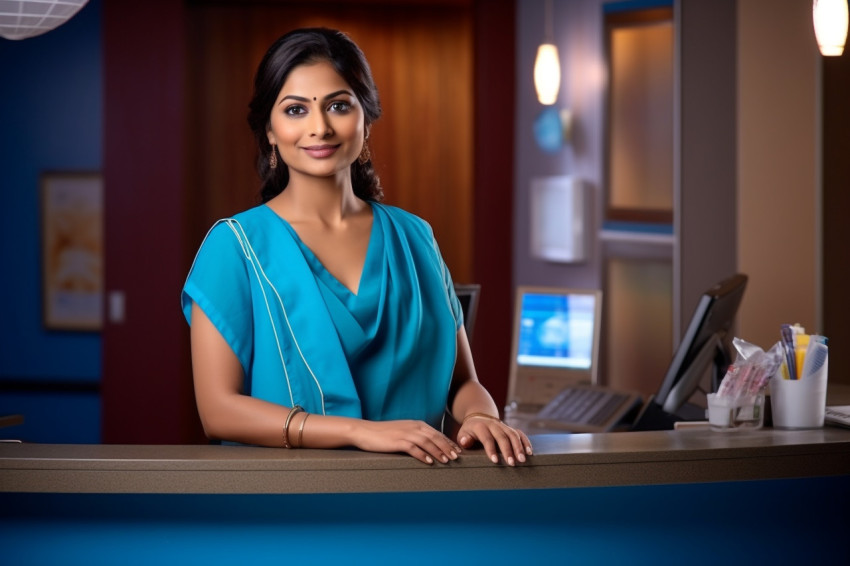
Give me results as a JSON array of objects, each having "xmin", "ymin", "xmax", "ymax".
[
  {"xmin": 770, "ymin": 364, "xmax": 828, "ymax": 429},
  {"xmin": 706, "ymin": 393, "xmax": 765, "ymax": 432}
]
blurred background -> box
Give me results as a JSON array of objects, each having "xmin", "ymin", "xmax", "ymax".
[{"xmin": 1, "ymin": 0, "xmax": 847, "ymax": 444}]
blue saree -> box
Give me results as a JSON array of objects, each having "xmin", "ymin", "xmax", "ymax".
[{"xmin": 182, "ymin": 203, "xmax": 462, "ymax": 429}]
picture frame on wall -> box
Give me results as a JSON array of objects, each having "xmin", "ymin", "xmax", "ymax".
[
  {"xmin": 603, "ymin": 4, "xmax": 674, "ymax": 225},
  {"xmin": 41, "ymin": 172, "xmax": 103, "ymax": 331}
]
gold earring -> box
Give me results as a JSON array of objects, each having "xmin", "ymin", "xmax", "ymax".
[
  {"xmin": 269, "ymin": 145, "xmax": 278, "ymax": 170},
  {"xmin": 358, "ymin": 142, "xmax": 371, "ymax": 165}
]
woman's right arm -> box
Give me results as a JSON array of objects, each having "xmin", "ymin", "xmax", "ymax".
[{"xmin": 190, "ymin": 302, "xmax": 459, "ymax": 464}]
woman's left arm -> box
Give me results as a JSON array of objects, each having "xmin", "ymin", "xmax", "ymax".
[{"xmin": 448, "ymin": 328, "xmax": 533, "ymax": 466}]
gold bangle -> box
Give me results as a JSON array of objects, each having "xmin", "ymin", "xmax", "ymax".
[
  {"xmin": 462, "ymin": 412, "xmax": 501, "ymax": 426},
  {"xmin": 282, "ymin": 405, "xmax": 304, "ymax": 449},
  {"xmin": 296, "ymin": 413, "xmax": 309, "ymax": 448}
]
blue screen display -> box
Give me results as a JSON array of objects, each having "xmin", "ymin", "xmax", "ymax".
[{"xmin": 517, "ymin": 292, "xmax": 596, "ymax": 369}]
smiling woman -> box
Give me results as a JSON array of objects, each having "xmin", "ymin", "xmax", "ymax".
[
  {"xmin": 264, "ymin": 65, "xmax": 373, "ymax": 201},
  {"xmin": 270, "ymin": 74, "xmax": 365, "ymax": 174},
  {"xmin": 181, "ymin": 28, "xmax": 531, "ymax": 466}
]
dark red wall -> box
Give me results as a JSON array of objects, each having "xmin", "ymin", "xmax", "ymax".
[
  {"xmin": 102, "ymin": 1, "xmax": 202, "ymax": 443},
  {"xmin": 472, "ymin": 0, "xmax": 515, "ymax": 409},
  {"xmin": 822, "ymin": 53, "xmax": 850, "ymax": 386}
]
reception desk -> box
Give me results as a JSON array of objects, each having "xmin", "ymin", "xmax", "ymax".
[{"xmin": 2, "ymin": 427, "xmax": 849, "ymax": 565}]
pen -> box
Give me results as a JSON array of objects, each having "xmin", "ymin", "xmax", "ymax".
[
  {"xmin": 780, "ymin": 324, "xmax": 797, "ymax": 380},
  {"xmin": 794, "ymin": 332, "xmax": 809, "ymax": 377}
]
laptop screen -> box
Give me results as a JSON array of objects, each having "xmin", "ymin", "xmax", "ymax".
[{"xmin": 516, "ymin": 292, "xmax": 597, "ymax": 370}]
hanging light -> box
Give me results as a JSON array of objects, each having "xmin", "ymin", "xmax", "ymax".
[
  {"xmin": 0, "ymin": 0, "xmax": 89, "ymax": 41},
  {"xmin": 534, "ymin": 44, "xmax": 561, "ymax": 105},
  {"xmin": 813, "ymin": 0, "xmax": 848, "ymax": 56},
  {"xmin": 534, "ymin": 0, "xmax": 561, "ymax": 105}
]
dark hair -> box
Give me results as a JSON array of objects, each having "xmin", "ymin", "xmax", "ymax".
[{"xmin": 247, "ymin": 28, "xmax": 383, "ymax": 203}]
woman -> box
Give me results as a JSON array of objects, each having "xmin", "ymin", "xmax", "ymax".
[{"xmin": 182, "ymin": 28, "xmax": 532, "ymax": 466}]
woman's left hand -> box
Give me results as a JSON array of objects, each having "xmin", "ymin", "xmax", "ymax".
[{"xmin": 457, "ymin": 414, "xmax": 533, "ymax": 466}]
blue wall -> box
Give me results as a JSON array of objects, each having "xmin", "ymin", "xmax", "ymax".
[{"xmin": 0, "ymin": 0, "xmax": 102, "ymax": 443}]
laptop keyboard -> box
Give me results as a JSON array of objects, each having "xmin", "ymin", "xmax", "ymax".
[{"xmin": 537, "ymin": 387, "xmax": 631, "ymax": 426}]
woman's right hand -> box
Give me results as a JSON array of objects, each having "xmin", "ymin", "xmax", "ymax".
[{"xmin": 351, "ymin": 420, "xmax": 461, "ymax": 465}]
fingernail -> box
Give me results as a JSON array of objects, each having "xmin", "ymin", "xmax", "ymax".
[
  {"xmin": 459, "ymin": 436, "xmax": 468, "ymax": 445},
  {"xmin": 441, "ymin": 455, "xmax": 449, "ymax": 463},
  {"xmin": 526, "ymin": 446, "xmax": 533, "ymax": 455},
  {"xmin": 507, "ymin": 456, "xmax": 515, "ymax": 466},
  {"xmin": 517, "ymin": 453, "xmax": 526, "ymax": 463},
  {"xmin": 450, "ymin": 451, "xmax": 458, "ymax": 459},
  {"xmin": 426, "ymin": 456, "xmax": 433, "ymax": 464},
  {"xmin": 490, "ymin": 454, "xmax": 499, "ymax": 464}
]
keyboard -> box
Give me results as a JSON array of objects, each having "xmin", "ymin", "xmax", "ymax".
[{"xmin": 537, "ymin": 387, "xmax": 633, "ymax": 427}]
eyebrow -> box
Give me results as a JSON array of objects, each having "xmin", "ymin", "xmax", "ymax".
[{"xmin": 279, "ymin": 90, "xmax": 355, "ymax": 105}]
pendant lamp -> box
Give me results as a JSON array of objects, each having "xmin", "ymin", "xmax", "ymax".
[
  {"xmin": 0, "ymin": 0, "xmax": 89, "ymax": 41},
  {"xmin": 813, "ymin": 0, "xmax": 848, "ymax": 56},
  {"xmin": 534, "ymin": 0, "xmax": 561, "ymax": 105}
]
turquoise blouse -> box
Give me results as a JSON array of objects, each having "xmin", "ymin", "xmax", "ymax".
[{"xmin": 182, "ymin": 203, "xmax": 463, "ymax": 429}]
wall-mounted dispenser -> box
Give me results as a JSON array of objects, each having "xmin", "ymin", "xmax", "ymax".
[{"xmin": 530, "ymin": 176, "xmax": 588, "ymax": 263}]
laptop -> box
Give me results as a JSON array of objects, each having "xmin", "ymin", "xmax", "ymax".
[{"xmin": 504, "ymin": 286, "xmax": 643, "ymax": 433}]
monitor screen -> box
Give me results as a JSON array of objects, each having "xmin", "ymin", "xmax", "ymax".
[{"xmin": 516, "ymin": 292, "xmax": 597, "ymax": 370}]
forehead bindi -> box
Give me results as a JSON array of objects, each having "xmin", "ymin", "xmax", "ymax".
[{"xmin": 278, "ymin": 61, "xmax": 352, "ymax": 103}]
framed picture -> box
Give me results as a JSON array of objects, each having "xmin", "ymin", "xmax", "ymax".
[
  {"xmin": 603, "ymin": 5, "xmax": 674, "ymax": 225},
  {"xmin": 41, "ymin": 172, "xmax": 103, "ymax": 331}
]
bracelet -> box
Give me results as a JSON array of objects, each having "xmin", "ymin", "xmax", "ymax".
[
  {"xmin": 282, "ymin": 405, "xmax": 304, "ymax": 449},
  {"xmin": 462, "ymin": 412, "xmax": 501, "ymax": 426},
  {"xmin": 296, "ymin": 413, "xmax": 309, "ymax": 448}
]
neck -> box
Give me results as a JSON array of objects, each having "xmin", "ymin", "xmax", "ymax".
[{"xmin": 273, "ymin": 170, "xmax": 365, "ymax": 225}]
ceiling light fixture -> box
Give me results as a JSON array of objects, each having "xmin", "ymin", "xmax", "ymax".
[
  {"xmin": 0, "ymin": 0, "xmax": 89, "ymax": 41},
  {"xmin": 813, "ymin": 0, "xmax": 848, "ymax": 56}
]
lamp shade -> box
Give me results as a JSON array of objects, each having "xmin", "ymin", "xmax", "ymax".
[
  {"xmin": 813, "ymin": 0, "xmax": 849, "ymax": 56},
  {"xmin": 0, "ymin": 0, "xmax": 89, "ymax": 41},
  {"xmin": 534, "ymin": 43, "xmax": 561, "ymax": 105}
]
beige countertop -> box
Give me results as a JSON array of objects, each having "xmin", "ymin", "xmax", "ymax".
[{"xmin": 2, "ymin": 426, "xmax": 848, "ymax": 495}]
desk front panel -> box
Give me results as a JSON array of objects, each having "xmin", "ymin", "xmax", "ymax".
[{"xmin": 2, "ymin": 476, "xmax": 848, "ymax": 565}]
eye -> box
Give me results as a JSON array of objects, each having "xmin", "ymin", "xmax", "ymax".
[
  {"xmin": 328, "ymin": 100, "xmax": 352, "ymax": 114},
  {"xmin": 284, "ymin": 104, "xmax": 307, "ymax": 117}
]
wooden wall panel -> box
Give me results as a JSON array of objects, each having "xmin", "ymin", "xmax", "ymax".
[{"xmin": 186, "ymin": 2, "xmax": 474, "ymax": 283}]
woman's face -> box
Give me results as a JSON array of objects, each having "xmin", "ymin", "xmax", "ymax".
[{"xmin": 267, "ymin": 60, "xmax": 366, "ymax": 182}]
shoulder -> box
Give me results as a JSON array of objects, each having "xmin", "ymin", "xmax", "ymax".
[
  {"xmin": 373, "ymin": 203, "xmax": 434, "ymax": 238},
  {"xmin": 228, "ymin": 204, "xmax": 272, "ymax": 228},
  {"xmin": 196, "ymin": 205, "xmax": 270, "ymax": 255},
  {"xmin": 207, "ymin": 205, "xmax": 269, "ymax": 237}
]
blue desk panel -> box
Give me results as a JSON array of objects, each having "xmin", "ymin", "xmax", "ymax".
[{"xmin": 2, "ymin": 476, "xmax": 847, "ymax": 565}]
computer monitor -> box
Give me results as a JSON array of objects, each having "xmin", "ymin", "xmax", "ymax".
[
  {"xmin": 454, "ymin": 284, "xmax": 481, "ymax": 344},
  {"xmin": 631, "ymin": 273, "xmax": 748, "ymax": 431},
  {"xmin": 506, "ymin": 287, "xmax": 603, "ymax": 409}
]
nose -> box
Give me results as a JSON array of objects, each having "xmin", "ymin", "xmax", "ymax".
[{"xmin": 310, "ymin": 109, "xmax": 333, "ymax": 138}]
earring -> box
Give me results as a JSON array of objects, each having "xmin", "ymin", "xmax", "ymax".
[
  {"xmin": 269, "ymin": 145, "xmax": 278, "ymax": 170},
  {"xmin": 358, "ymin": 142, "xmax": 371, "ymax": 165}
]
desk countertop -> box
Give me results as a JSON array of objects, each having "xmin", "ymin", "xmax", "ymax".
[{"xmin": 2, "ymin": 426, "xmax": 848, "ymax": 495}]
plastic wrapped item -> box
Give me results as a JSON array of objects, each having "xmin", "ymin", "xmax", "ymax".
[
  {"xmin": 707, "ymin": 338, "xmax": 782, "ymax": 431},
  {"xmin": 715, "ymin": 338, "xmax": 782, "ymax": 399}
]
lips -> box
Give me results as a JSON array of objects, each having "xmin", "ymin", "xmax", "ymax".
[{"xmin": 302, "ymin": 144, "xmax": 340, "ymax": 159}]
